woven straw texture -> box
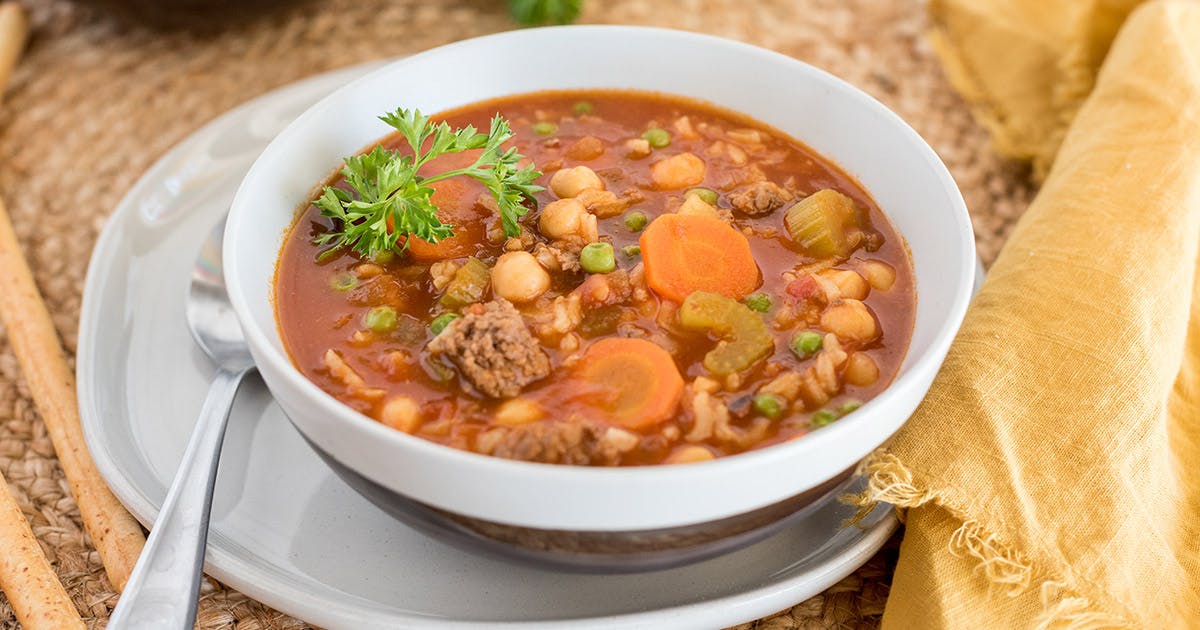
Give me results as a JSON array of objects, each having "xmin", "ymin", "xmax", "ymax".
[{"xmin": 0, "ymin": 0, "xmax": 1033, "ymax": 627}]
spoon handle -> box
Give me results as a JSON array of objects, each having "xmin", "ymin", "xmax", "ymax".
[{"xmin": 108, "ymin": 366, "xmax": 253, "ymax": 630}]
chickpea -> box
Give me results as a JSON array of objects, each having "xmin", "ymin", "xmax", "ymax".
[
  {"xmin": 666, "ymin": 445, "xmax": 716, "ymax": 464},
  {"xmin": 550, "ymin": 165, "xmax": 605, "ymax": 198},
  {"xmin": 380, "ymin": 396, "xmax": 421, "ymax": 433},
  {"xmin": 820, "ymin": 299, "xmax": 879, "ymax": 342},
  {"xmin": 650, "ymin": 152, "xmax": 706, "ymax": 189},
  {"xmin": 495, "ymin": 398, "xmax": 544, "ymax": 426},
  {"xmin": 538, "ymin": 198, "xmax": 587, "ymax": 239},
  {"xmin": 844, "ymin": 352, "xmax": 880, "ymax": 387},
  {"xmin": 492, "ymin": 251, "xmax": 551, "ymax": 303},
  {"xmin": 539, "ymin": 199, "xmax": 586, "ymax": 239},
  {"xmin": 820, "ymin": 269, "xmax": 870, "ymax": 300},
  {"xmin": 677, "ymin": 194, "xmax": 719, "ymax": 218},
  {"xmin": 861, "ymin": 259, "xmax": 897, "ymax": 291}
]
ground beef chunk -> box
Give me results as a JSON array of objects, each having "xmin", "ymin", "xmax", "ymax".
[
  {"xmin": 729, "ymin": 181, "xmax": 795, "ymax": 216},
  {"xmin": 532, "ymin": 242, "xmax": 581, "ymax": 272},
  {"xmin": 478, "ymin": 415, "xmax": 625, "ymax": 465},
  {"xmin": 711, "ymin": 163, "xmax": 767, "ymax": 191},
  {"xmin": 549, "ymin": 234, "xmax": 592, "ymax": 255},
  {"xmin": 574, "ymin": 269, "xmax": 633, "ymax": 308},
  {"xmin": 427, "ymin": 299, "xmax": 550, "ymax": 398}
]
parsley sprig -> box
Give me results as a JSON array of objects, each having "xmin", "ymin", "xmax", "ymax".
[{"xmin": 313, "ymin": 108, "xmax": 543, "ymax": 260}]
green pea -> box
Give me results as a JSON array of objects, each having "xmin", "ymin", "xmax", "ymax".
[
  {"xmin": 744, "ymin": 292, "xmax": 772, "ymax": 313},
  {"xmin": 642, "ymin": 127, "xmax": 671, "ymax": 148},
  {"xmin": 580, "ymin": 242, "xmax": 616, "ymax": 274},
  {"xmin": 812, "ymin": 409, "xmax": 839, "ymax": 427},
  {"xmin": 623, "ymin": 210, "xmax": 648, "ymax": 232},
  {"xmin": 840, "ymin": 399, "xmax": 863, "ymax": 415},
  {"xmin": 371, "ymin": 249, "xmax": 395, "ymax": 265},
  {"xmin": 330, "ymin": 272, "xmax": 358, "ymax": 292},
  {"xmin": 791, "ymin": 331, "xmax": 823, "ymax": 358},
  {"xmin": 753, "ymin": 394, "xmax": 785, "ymax": 419},
  {"xmin": 572, "ymin": 101, "xmax": 594, "ymax": 115},
  {"xmin": 621, "ymin": 244, "xmax": 642, "ymax": 258},
  {"xmin": 363, "ymin": 305, "xmax": 399, "ymax": 333},
  {"xmin": 429, "ymin": 312, "xmax": 460, "ymax": 335},
  {"xmin": 532, "ymin": 121, "xmax": 558, "ymax": 135},
  {"xmin": 686, "ymin": 188, "xmax": 719, "ymax": 205}
]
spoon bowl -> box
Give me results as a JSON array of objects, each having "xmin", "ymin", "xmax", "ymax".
[{"xmin": 187, "ymin": 220, "xmax": 256, "ymax": 371}]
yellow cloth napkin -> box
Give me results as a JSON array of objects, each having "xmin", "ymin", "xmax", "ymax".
[
  {"xmin": 850, "ymin": 1, "xmax": 1200, "ymax": 626},
  {"xmin": 928, "ymin": 0, "xmax": 1146, "ymax": 180}
]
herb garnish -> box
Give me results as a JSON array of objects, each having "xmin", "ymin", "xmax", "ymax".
[{"xmin": 313, "ymin": 108, "xmax": 543, "ymax": 260}]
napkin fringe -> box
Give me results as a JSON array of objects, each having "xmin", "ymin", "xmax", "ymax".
[
  {"xmin": 946, "ymin": 519, "xmax": 1029, "ymax": 595},
  {"xmin": 844, "ymin": 452, "xmax": 1130, "ymax": 629},
  {"xmin": 1035, "ymin": 583, "xmax": 1127, "ymax": 630}
]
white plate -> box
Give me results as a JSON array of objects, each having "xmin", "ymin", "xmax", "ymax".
[{"xmin": 77, "ymin": 61, "xmax": 973, "ymax": 629}]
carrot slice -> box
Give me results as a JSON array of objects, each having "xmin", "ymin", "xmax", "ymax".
[
  {"xmin": 639, "ymin": 213, "xmax": 760, "ymax": 302},
  {"xmin": 404, "ymin": 178, "xmax": 487, "ymax": 261},
  {"xmin": 574, "ymin": 337, "xmax": 684, "ymax": 430}
]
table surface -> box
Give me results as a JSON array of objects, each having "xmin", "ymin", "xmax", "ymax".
[{"xmin": 0, "ymin": 1, "xmax": 1033, "ymax": 627}]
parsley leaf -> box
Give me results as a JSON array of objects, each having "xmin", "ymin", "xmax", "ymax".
[{"xmin": 313, "ymin": 108, "xmax": 543, "ymax": 260}]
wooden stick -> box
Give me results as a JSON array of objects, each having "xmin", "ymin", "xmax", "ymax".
[
  {"xmin": 0, "ymin": 469, "xmax": 84, "ymax": 630},
  {"xmin": 0, "ymin": 2, "xmax": 27, "ymax": 103},
  {"xmin": 0, "ymin": 7, "xmax": 87, "ymax": 626},
  {"xmin": 0, "ymin": 199, "xmax": 148, "ymax": 594},
  {"xmin": 0, "ymin": 6, "xmax": 90, "ymax": 624},
  {"xmin": 0, "ymin": 2, "xmax": 146, "ymax": 594}
]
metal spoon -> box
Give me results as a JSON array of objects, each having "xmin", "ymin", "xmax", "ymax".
[{"xmin": 108, "ymin": 218, "xmax": 255, "ymax": 629}]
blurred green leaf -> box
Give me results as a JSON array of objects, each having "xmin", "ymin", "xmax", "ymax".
[{"xmin": 509, "ymin": 0, "xmax": 583, "ymax": 26}]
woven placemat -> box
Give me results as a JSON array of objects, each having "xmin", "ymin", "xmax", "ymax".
[{"xmin": 0, "ymin": 0, "xmax": 1034, "ymax": 627}]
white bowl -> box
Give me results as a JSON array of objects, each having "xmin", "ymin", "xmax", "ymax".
[{"xmin": 225, "ymin": 26, "xmax": 973, "ymax": 538}]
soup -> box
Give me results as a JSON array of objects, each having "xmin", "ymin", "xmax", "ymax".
[{"xmin": 274, "ymin": 90, "xmax": 915, "ymax": 466}]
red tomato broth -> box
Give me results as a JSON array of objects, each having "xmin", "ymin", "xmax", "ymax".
[{"xmin": 274, "ymin": 89, "xmax": 916, "ymax": 466}]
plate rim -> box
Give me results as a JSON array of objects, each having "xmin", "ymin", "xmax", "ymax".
[{"xmin": 76, "ymin": 59, "xmax": 902, "ymax": 629}]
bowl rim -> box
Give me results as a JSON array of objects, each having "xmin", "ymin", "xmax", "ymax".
[{"xmin": 224, "ymin": 24, "xmax": 975, "ymax": 524}]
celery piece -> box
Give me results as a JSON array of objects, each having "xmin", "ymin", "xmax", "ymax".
[
  {"xmin": 429, "ymin": 312, "xmax": 460, "ymax": 335},
  {"xmin": 784, "ymin": 189, "xmax": 864, "ymax": 259},
  {"xmin": 678, "ymin": 291, "xmax": 774, "ymax": 374},
  {"xmin": 438, "ymin": 257, "xmax": 490, "ymax": 308}
]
